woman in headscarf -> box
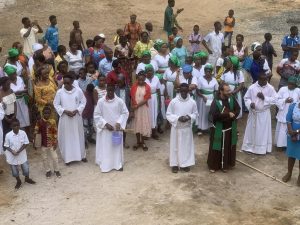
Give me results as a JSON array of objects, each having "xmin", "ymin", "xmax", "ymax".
[
  {"xmin": 220, "ymin": 56, "xmax": 244, "ymax": 119},
  {"xmin": 4, "ymin": 48, "xmax": 27, "ymax": 79},
  {"xmin": 136, "ymin": 50, "xmax": 157, "ymax": 75},
  {"xmin": 145, "ymin": 64, "xmax": 161, "ymax": 140},
  {"xmin": 171, "ymin": 36, "xmax": 188, "ymax": 66},
  {"xmin": 133, "ymin": 31, "xmax": 154, "ymax": 60},
  {"xmin": 153, "ymin": 40, "xmax": 171, "ymax": 76},
  {"xmin": 12, "ymin": 42, "xmax": 29, "ymax": 67},
  {"xmin": 192, "ymin": 51, "xmax": 209, "ymax": 81},
  {"xmin": 196, "ymin": 64, "xmax": 219, "ymax": 135},
  {"xmin": 163, "ymin": 55, "xmax": 181, "ymax": 99}
]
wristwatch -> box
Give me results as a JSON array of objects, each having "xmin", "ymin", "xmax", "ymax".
[{"xmin": 297, "ymin": 129, "xmax": 300, "ymax": 134}]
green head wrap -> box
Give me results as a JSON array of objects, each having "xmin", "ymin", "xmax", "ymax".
[
  {"xmin": 193, "ymin": 51, "xmax": 208, "ymax": 60},
  {"xmin": 4, "ymin": 65, "xmax": 17, "ymax": 76},
  {"xmin": 155, "ymin": 73, "xmax": 163, "ymax": 80},
  {"xmin": 8, "ymin": 48, "xmax": 19, "ymax": 58},
  {"xmin": 145, "ymin": 64, "xmax": 154, "ymax": 72},
  {"xmin": 288, "ymin": 76, "xmax": 297, "ymax": 84},
  {"xmin": 142, "ymin": 50, "xmax": 151, "ymax": 57},
  {"xmin": 169, "ymin": 55, "xmax": 180, "ymax": 67},
  {"xmin": 154, "ymin": 39, "xmax": 166, "ymax": 51},
  {"xmin": 204, "ymin": 63, "xmax": 213, "ymax": 71},
  {"xmin": 229, "ymin": 55, "xmax": 240, "ymax": 69}
]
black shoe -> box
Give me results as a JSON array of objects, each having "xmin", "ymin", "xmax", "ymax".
[
  {"xmin": 181, "ymin": 167, "xmax": 190, "ymax": 172},
  {"xmin": 88, "ymin": 138, "xmax": 96, "ymax": 144},
  {"xmin": 172, "ymin": 166, "xmax": 179, "ymax": 173},
  {"xmin": 25, "ymin": 177, "xmax": 36, "ymax": 184},
  {"xmin": 118, "ymin": 167, "xmax": 123, "ymax": 172},
  {"xmin": 54, "ymin": 171, "xmax": 61, "ymax": 178},
  {"xmin": 15, "ymin": 180, "xmax": 22, "ymax": 189},
  {"xmin": 82, "ymin": 158, "xmax": 88, "ymax": 163},
  {"xmin": 46, "ymin": 171, "xmax": 52, "ymax": 179},
  {"xmin": 65, "ymin": 162, "xmax": 71, "ymax": 166}
]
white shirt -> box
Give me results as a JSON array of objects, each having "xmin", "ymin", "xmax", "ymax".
[
  {"xmin": 278, "ymin": 58, "xmax": 300, "ymax": 70},
  {"xmin": 4, "ymin": 130, "xmax": 29, "ymax": 165},
  {"xmin": 10, "ymin": 76, "xmax": 26, "ymax": 93},
  {"xmin": 65, "ymin": 50, "xmax": 84, "ymax": 73},
  {"xmin": 20, "ymin": 27, "xmax": 39, "ymax": 56},
  {"xmin": 5, "ymin": 61, "xmax": 23, "ymax": 77},
  {"xmin": 179, "ymin": 75, "xmax": 198, "ymax": 86},
  {"xmin": 203, "ymin": 31, "xmax": 224, "ymax": 56},
  {"xmin": 145, "ymin": 76, "xmax": 161, "ymax": 94},
  {"xmin": 136, "ymin": 61, "xmax": 158, "ymax": 75},
  {"xmin": 221, "ymin": 70, "xmax": 244, "ymax": 91}
]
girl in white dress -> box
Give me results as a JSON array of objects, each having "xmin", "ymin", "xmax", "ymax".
[
  {"xmin": 163, "ymin": 56, "xmax": 181, "ymax": 99},
  {"xmin": 196, "ymin": 64, "xmax": 219, "ymax": 135},
  {"xmin": 220, "ymin": 56, "xmax": 244, "ymax": 119},
  {"xmin": 192, "ymin": 51, "xmax": 209, "ymax": 81},
  {"xmin": 153, "ymin": 41, "xmax": 171, "ymax": 76}
]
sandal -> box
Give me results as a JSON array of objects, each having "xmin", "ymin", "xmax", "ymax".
[
  {"xmin": 142, "ymin": 143, "xmax": 148, "ymax": 151},
  {"xmin": 133, "ymin": 144, "xmax": 140, "ymax": 151}
]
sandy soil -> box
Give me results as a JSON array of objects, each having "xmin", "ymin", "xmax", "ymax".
[{"xmin": 1, "ymin": 0, "xmax": 300, "ymax": 224}]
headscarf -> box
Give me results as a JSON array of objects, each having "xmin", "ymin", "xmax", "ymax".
[
  {"xmin": 251, "ymin": 42, "xmax": 261, "ymax": 52},
  {"xmin": 145, "ymin": 64, "xmax": 154, "ymax": 72},
  {"xmin": 174, "ymin": 36, "xmax": 182, "ymax": 45},
  {"xmin": 8, "ymin": 48, "xmax": 19, "ymax": 58},
  {"xmin": 154, "ymin": 39, "xmax": 166, "ymax": 51},
  {"xmin": 155, "ymin": 73, "xmax": 163, "ymax": 80},
  {"xmin": 182, "ymin": 64, "xmax": 193, "ymax": 73},
  {"xmin": 204, "ymin": 63, "xmax": 213, "ymax": 71},
  {"xmin": 4, "ymin": 65, "xmax": 17, "ymax": 76},
  {"xmin": 141, "ymin": 50, "xmax": 151, "ymax": 57},
  {"xmin": 32, "ymin": 43, "xmax": 43, "ymax": 52},
  {"xmin": 229, "ymin": 55, "xmax": 240, "ymax": 69},
  {"xmin": 288, "ymin": 76, "xmax": 297, "ymax": 84},
  {"xmin": 193, "ymin": 51, "xmax": 208, "ymax": 60},
  {"xmin": 169, "ymin": 55, "xmax": 181, "ymax": 67}
]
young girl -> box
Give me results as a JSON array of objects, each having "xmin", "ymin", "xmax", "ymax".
[
  {"xmin": 93, "ymin": 75, "xmax": 107, "ymax": 103},
  {"xmin": 189, "ymin": 25, "xmax": 202, "ymax": 54},
  {"xmin": 85, "ymin": 62, "xmax": 100, "ymax": 86},
  {"xmin": 163, "ymin": 56, "xmax": 181, "ymax": 100},
  {"xmin": 56, "ymin": 60, "xmax": 69, "ymax": 88},
  {"xmin": 130, "ymin": 71, "xmax": 152, "ymax": 151},
  {"xmin": 156, "ymin": 73, "xmax": 167, "ymax": 134},
  {"xmin": 113, "ymin": 29, "xmax": 124, "ymax": 46},
  {"xmin": 171, "ymin": 37, "xmax": 188, "ymax": 66}
]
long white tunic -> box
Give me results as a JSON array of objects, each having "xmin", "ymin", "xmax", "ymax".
[
  {"xmin": 94, "ymin": 95, "xmax": 129, "ymax": 172},
  {"xmin": 146, "ymin": 76, "xmax": 161, "ymax": 128},
  {"xmin": 153, "ymin": 54, "xmax": 171, "ymax": 73},
  {"xmin": 242, "ymin": 82, "xmax": 278, "ymax": 154},
  {"xmin": 275, "ymin": 87, "xmax": 300, "ymax": 147},
  {"xmin": 221, "ymin": 70, "xmax": 244, "ymax": 119},
  {"xmin": 196, "ymin": 77, "xmax": 219, "ymax": 130},
  {"xmin": 0, "ymin": 104, "xmax": 5, "ymax": 155},
  {"xmin": 135, "ymin": 61, "xmax": 158, "ymax": 74},
  {"xmin": 163, "ymin": 68, "xmax": 181, "ymax": 99},
  {"xmin": 53, "ymin": 87, "xmax": 86, "ymax": 163},
  {"xmin": 166, "ymin": 95, "xmax": 198, "ymax": 167}
]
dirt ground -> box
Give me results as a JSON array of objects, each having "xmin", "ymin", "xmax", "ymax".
[{"xmin": 1, "ymin": 0, "xmax": 300, "ymax": 224}]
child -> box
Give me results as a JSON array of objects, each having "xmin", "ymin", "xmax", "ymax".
[
  {"xmin": 44, "ymin": 15, "xmax": 59, "ymax": 55},
  {"xmin": 215, "ymin": 46, "xmax": 231, "ymax": 81},
  {"xmin": 34, "ymin": 106, "xmax": 61, "ymax": 179},
  {"xmin": 4, "ymin": 119, "xmax": 36, "ymax": 189},
  {"xmin": 78, "ymin": 68, "xmax": 93, "ymax": 92},
  {"xmin": 224, "ymin": 9, "xmax": 235, "ymax": 47},
  {"xmin": 115, "ymin": 74, "xmax": 131, "ymax": 148},
  {"xmin": 189, "ymin": 25, "xmax": 202, "ymax": 54},
  {"xmin": 262, "ymin": 33, "xmax": 277, "ymax": 71},
  {"xmin": 85, "ymin": 62, "xmax": 99, "ymax": 86},
  {"xmin": 156, "ymin": 73, "xmax": 167, "ymax": 134},
  {"xmin": 83, "ymin": 39, "xmax": 94, "ymax": 63},
  {"xmin": 70, "ymin": 21, "xmax": 85, "ymax": 51},
  {"xmin": 56, "ymin": 60, "xmax": 69, "ymax": 88},
  {"xmin": 168, "ymin": 27, "xmax": 179, "ymax": 51},
  {"xmin": 55, "ymin": 45, "xmax": 66, "ymax": 70},
  {"xmin": 82, "ymin": 84, "xmax": 96, "ymax": 148},
  {"xmin": 145, "ymin": 22, "xmax": 153, "ymax": 39},
  {"xmin": 113, "ymin": 29, "xmax": 124, "ymax": 46},
  {"xmin": 93, "ymin": 75, "xmax": 107, "ymax": 103}
]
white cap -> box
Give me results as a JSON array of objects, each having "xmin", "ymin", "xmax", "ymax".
[
  {"xmin": 32, "ymin": 43, "xmax": 43, "ymax": 52},
  {"xmin": 98, "ymin": 33, "xmax": 106, "ymax": 39}
]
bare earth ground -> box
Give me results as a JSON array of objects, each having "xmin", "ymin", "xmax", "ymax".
[{"xmin": 1, "ymin": 0, "xmax": 300, "ymax": 224}]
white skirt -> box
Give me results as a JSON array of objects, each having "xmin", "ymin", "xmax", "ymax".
[
  {"xmin": 16, "ymin": 98, "xmax": 30, "ymax": 128},
  {"xmin": 274, "ymin": 121, "xmax": 287, "ymax": 147}
]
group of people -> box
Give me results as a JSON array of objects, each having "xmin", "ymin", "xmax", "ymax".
[{"xmin": 0, "ymin": 0, "xmax": 300, "ymax": 190}]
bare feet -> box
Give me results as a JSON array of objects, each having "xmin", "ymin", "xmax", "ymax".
[{"xmin": 282, "ymin": 173, "xmax": 292, "ymax": 183}]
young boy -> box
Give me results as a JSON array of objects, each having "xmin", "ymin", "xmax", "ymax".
[
  {"xmin": 262, "ymin": 33, "xmax": 277, "ymax": 71},
  {"xmin": 34, "ymin": 106, "xmax": 61, "ymax": 179},
  {"xmin": 70, "ymin": 21, "xmax": 85, "ymax": 51},
  {"xmin": 189, "ymin": 25, "xmax": 202, "ymax": 54},
  {"xmin": 85, "ymin": 62, "xmax": 100, "ymax": 86},
  {"xmin": 168, "ymin": 27, "xmax": 179, "ymax": 51},
  {"xmin": 44, "ymin": 15, "xmax": 59, "ymax": 55},
  {"xmin": 224, "ymin": 9, "xmax": 235, "ymax": 47},
  {"xmin": 55, "ymin": 45, "xmax": 66, "ymax": 70},
  {"xmin": 78, "ymin": 68, "xmax": 93, "ymax": 92},
  {"xmin": 4, "ymin": 119, "xmax": 36, "ymax": 189},
  {"xmin": 82, "ymin": 83, "xmax": 96, "ymax": 148},
  {"xmin": 145, "ymin": 22, "xmax": 153, "ymax": 39},
  {"xmin": 113, "ymin": 29, "xmax": 124, "ymax": 46},
  {"xmin": 215, "ymin": 45, "xmax": 231, "ymax": 81}
]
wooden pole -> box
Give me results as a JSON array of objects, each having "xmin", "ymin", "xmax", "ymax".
[{"xmin": 236, "ymin": 159, "xmax": 292, "ymax": 187}]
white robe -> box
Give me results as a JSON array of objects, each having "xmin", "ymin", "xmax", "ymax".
[
  {"xmin": 242, "ymin": 82, "xmax": 278, "ymax": 154},
  {"xmin": 53, "ymin": 87, "xmax": 86, "ymax": 163},
  {"xmin": 166, "ymin": 95, "xmax": 198, "ymax": 167},
  {"xmin": 146, "ymin": 76, "xmax": 161, "ymax": 129},
  {"xmin": 0, "ymin": 104, "xmax": 5, "ymax": 155},
  {"xmin": 94, "ymin": 95, "xmax": 129, "ymax": 172},
  {"xmin": 275, "ymin": 87, "xmax": 300, "ymax": 147},
  {"xmin": 163, "ymin": 68, "xmax": 182, "ymax": 99}
]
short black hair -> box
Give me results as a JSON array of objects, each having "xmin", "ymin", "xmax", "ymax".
[
  {"xmin": 86, "ymin": 39, "xmax": 94, "ymax": 47},
  {"xmin": 290, "ymin": 26, "xmax": 298, "ymax": 32},
  {"xmin": 112, "ymin": 59, "xmax": 120, "ymax": 68},
  {"xmin": 57, "ymin": 45, "xmax": 66, "ymax": 53},
  {"xmin": 236, "ymin": 34, "xmax": 244, "ymax": 41},
  {"xmin": 11, "ymin": 118, "xmax": 20, "ymax": 126},
  {"xmin": 85, "ymin": 62, "xmax": 95, "ymax": 69},
  {"xmin": 180, "ymin": 83, "xmax": 189, "ymax": 88},
  {"xmin": 49, "ymin": 15, "xmax": 56, "ymax": 21},
  {"xmin": 86, "ymin": 83, "xmax": 95, "ymax": 92},
  {"xmin": 43, "ymin": 105, "xmax": 52, "ymax": 113},
  {"xmin": 69, "ymin": 40, "xmax": 77, "ymax": 47},
  {"xmin": 79, "ymin": 67, "xmax": 86, "ymax": 73},
  {"xmin": 94, "ymin": 35, "xmax": 102, "ymax": 42},
  {"xmin": 106, "ymin": 84, "xmax": 115, "ymax": 90},
  {"xmin": 73, "ymin": 20, "xmax": 79, "ymax": 26},
  {"xmin": 21, "ymin": 17, "xmax": 29, "ymax": 24},
  {"xmin": 57, "ymin": 60, "xmax": 68, "ymax": 71},
  {"xmin": 264, "ymin": 33, "xmax": 272, "ymax": 41},
  {"xmin": 194, "ymin": 24, "xmax": 199, "ymax": 29},
  {"xmin": 214, "ymin": 21, "xmax": 221, "ymax": 27}
]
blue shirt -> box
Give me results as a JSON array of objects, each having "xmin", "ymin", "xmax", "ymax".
[
  {"xmin": 281, "ymin": 35, "xmax": 299, "ymax": 59},
  {"xmin": 44, "ymin": 26, "xmax": 59, "ymax": 52},
  {"xmin": 98, "ymin": 57, "xmax": 116, "ymax": 76}
]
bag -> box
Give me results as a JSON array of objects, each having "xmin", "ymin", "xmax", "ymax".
[
  {"xmin": 242, "ymin": 56, "xmax": 253, "ymax": 72},
  {"xmin": 34, "ymin": 133, "xmax": 42, "ymax": 148}
]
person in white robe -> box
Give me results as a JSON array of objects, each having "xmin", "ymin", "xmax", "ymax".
[
  {"xmin": 163, "ymin": 56, "xmax": 182, "ymax": 99},
  {"xmin": 275, "ymin": 77, "xmax": 300, "ymax": 148},
  {"xmin": 220, "ymin": 56, "xmax": 245, "ymax": 119},
  {"xmin": 94, "ymin": 85, "xmax": 129, "ymax": 172},
  {"xmin": 242, "ymin": 73, "xmax": 278, "ymax": 154},
  {"xmin": 0, "ymin": 103, "xmax": 5, "ymax": 174},
  {"xmin": 53, "ymin": 75, "xmax": 87, "ymax": 164},
  {"xmin": 196, "ymin": 64, "xmax": 219, "ymax": 135},
  {"xmin": 166, "ymin": 83, "xmax": 198, "ymax": 173},
  {"xmin": 192, "ymin": 51, "xmax": 209, "ymax": 82},
  {"xmin": 136, "ymin": 51, "xmax": 158, "ymax": 75}
]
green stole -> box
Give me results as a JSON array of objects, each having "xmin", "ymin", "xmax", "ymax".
[{"xmin": 212, "ymin": 96, "xmax": 237, "ymax": 151}]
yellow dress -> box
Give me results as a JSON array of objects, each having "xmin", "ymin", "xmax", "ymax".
[
  {"xmin": 31, "ymin": 65, "xmax": 55, "ymax": 84},
  {"xmin": 133, "ymin": 40, "xmax": 154, "ymax": 59}
]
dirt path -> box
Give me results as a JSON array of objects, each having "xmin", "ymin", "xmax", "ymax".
[{"xmin": 1, "ymin": 0, "xmax": 300, "ymax": 224}]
